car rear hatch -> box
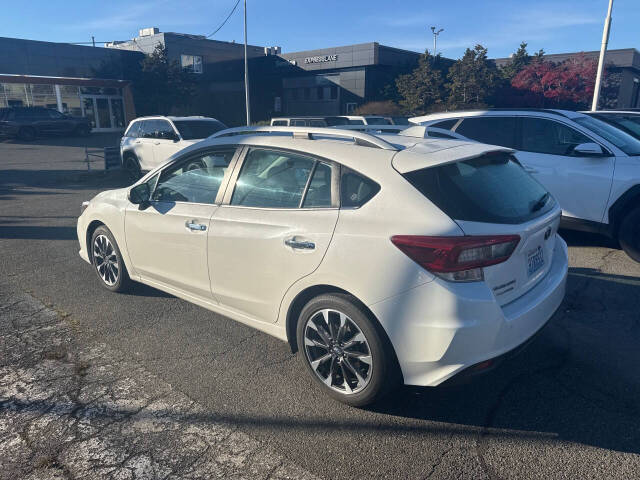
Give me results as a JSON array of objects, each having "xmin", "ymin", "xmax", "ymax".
[{"xmin": 395, "ymin": 147, "xmax": 560, "ymax": 305}]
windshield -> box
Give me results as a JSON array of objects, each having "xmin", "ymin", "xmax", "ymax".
[
  {"xmin": 403, "ymin": 152, "xmax": 555, "ymax": 224},
  {"xmin": 574, "ymin": 116, "xmax": 640, "ymax": 156},
  {"xmin": 591, "ymin": 114, "xmax": 640, "ymax": 140},
  {"xmin": 173, "ymin": 120, "xmax": 227, "ymax": 140}
]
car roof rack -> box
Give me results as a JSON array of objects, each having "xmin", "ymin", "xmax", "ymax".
[{"xmin": 210, "ymin": 126, "xmax": 398, "ymax": 151}]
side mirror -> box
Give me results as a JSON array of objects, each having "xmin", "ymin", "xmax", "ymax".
[
  {"xmin": 573, "ymin": 142, "xmax": 607, "ymax": 157},
  {"xmin": 128, "ymin": 182, "xmax": 150, "ymax": 206}
]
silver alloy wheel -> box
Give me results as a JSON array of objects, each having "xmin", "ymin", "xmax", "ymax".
[
  {"xmin": 93, "ymin": 234, "xmax": 119, "ymax": 286},
  {"xmin": 303, "ymin": 308, "xmax": 373, "ymax": 394}
]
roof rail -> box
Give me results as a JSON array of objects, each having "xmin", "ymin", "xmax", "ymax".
[{"xmin": 210, "ymin": 126, "xmax": 398, "ymax": 151}]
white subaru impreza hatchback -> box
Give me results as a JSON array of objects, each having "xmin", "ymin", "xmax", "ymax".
[{"xmin": 77, "ymin": 126, "xmax": 568, "ymax": 406}]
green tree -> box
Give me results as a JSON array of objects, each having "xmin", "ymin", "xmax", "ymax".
[
  {"xmin": 134, "ymin": 44, "xmax": 196, "ymax": 115},
  {"xmin": 446, "ymin": 45, "xmax": 499, "ymax": 109},
  {"xmin": 500, "ymin": 42, "xmax": 531, "ymax": 80},
  {"xmin": 395, "ymin": 51, "xmax": 447, "ymax": 114}
]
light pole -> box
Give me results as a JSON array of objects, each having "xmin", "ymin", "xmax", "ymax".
[
  {"xmin": 244, "ymin": 0, "xmax": 251, "ymax": 125},
  {"xmin": 592, "ymin": 0, "xmax": 614, "ymax": 111},
  {"xmin": 430, "ymin": 26, "xmax": 444, "ymax": 56}
]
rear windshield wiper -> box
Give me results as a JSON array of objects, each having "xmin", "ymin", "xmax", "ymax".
[{"xmin": 531, "ymin": 192, "xmax": 550, "ymax": 213}]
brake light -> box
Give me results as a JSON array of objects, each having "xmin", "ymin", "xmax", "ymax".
[{"xmin": 390, "ymin": 235, "xmax": 520, "ymax": 282}]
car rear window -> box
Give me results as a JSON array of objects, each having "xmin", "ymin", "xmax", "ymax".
[
  {"xmin": 173, "ymin": 120, "xmax": 227, "ymax": 140},
  {"xmin": 402, "ymin": 152, "xmax": 555, "ymax": 224}
]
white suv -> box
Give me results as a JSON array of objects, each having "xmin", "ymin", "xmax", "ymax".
[
  {"xmin": 411, "ymin": 109, "xmax": 640, "ymax": 261},
  {"xmin": 78, "ymin": 126, "xmax": 567, "ymax": 406},
  {"xmin": 120, "ymin": 116, "xmax": 227, "ymax": 178}
]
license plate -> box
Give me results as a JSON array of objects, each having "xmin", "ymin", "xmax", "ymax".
[{"xmin": 527, "ymin": 246, "xmax": 544, "ymax": 277}]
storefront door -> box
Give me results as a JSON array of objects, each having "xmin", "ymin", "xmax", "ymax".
[{"xmin": 81, "ymin": 95, "xmax": 125, "ymax": 131}]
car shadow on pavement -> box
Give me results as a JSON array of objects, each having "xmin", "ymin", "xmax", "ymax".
[
  {"xmin": 364, "ymin": 267, "xmax": 640, "ymax": 455},
  {"xmin": 0, "ymin": 224, "xmax": 78, "ymax": 240},
  {"xmin": 1, "ymin": 133, "xmax": 122, "ymax": 148},
  {"xmin": 560, "ymin": 228, "xmax": 619, "ymax": 249}
]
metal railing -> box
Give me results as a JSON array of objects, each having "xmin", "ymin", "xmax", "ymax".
[
  {"xmin": 83, "ymin": 146, "xmax": 121, "ymax": 171},
  {"xmin": 210, "ymin": 126, "xmax": 399, "ymax": 151}
]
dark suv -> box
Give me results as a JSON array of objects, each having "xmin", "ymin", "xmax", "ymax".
[{"xmin": 0, "ymin": 107, "xmax": 92, "ymax": 140}]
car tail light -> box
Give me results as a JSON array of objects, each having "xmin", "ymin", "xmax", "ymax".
[{"xmin": 390, "ymin": 235, "xmax": 520, "ymax": 282}]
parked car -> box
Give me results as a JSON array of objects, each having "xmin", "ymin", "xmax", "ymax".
[
  {"xmin": 385, "ymin": 116, "xmax": 411, "ymax": 125},
  {"xmin": 583, "ymin": 110, "xmax": 640, "ymax": 140},
  {"xmin": 410, "ymin": 109, "xmax": 640, "ymax": 261},
  {"xmin": 120, "ymin": 116, "xmax": 227, "ymax": 178},
  {"xmin": 0, "ymin": 106, "xmax": 91, "ymax": 140},
  {"xmin": 78, "ymin": 126, "xmax": 568, "ymax": 406},
  {"xmin": 339, "ymin": 115, "xmax": 392, "ymax": 125},
  {"xmin": 270, "ymin": 116, "xmax": 350, "ymax": 127}
]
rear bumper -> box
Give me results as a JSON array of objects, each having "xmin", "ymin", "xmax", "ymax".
[{"xmin": 369, "ymin": 235, "xmax": 568, "ymax": 387}]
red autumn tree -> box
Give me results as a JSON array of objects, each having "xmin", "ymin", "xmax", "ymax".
[{"xmin": 510, "ymin": 53, "xmax": 599, "ymax": 109}]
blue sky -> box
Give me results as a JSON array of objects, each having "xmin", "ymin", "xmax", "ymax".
[{"xmin": 2, "ymin": 0, "xmax": 638, "ymax": 59}]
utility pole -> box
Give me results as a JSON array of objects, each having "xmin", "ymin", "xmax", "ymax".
[
  {"xmin": 430, "ymin": 26, "xmax": 443, "ymax": 56},
  {"xmin": 244, "ymin": 0, "xmax": 251, "ymax": 125},
  {"xmin": 91, "ymin": 36, "xmax": 95, "ymax": 47},
  {"xmin": 592, "ymin": 0, "xmax": 614, "ymax": 111}
]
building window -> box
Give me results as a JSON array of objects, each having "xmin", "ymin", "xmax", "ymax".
[
  {"xmin": 304, "ymin": 88, "xmax": 311, "ymax": 100},
  {"xmin": 346, "ymin": 102, "xmax": 357, "ymax": 114},
  {"xmin": 181, "ymin": 54, "xmax": 203, "ymax": 74},
  {"xmin": 317, "ymin": 86, "xmax": 324, "ymax": 100},
  {"xmin": 330, "ymin": 85, "xmax": 338, "ymax": 100}
]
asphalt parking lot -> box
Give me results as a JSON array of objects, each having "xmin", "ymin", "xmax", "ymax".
[{"xmin": 1, "ymin": 134, "xmax": 640, "ymax": 479}]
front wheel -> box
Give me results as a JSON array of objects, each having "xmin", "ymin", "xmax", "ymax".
[
  {"xmin": 91, "ymin": 226, "xmax": 131, "ymax": 292},
  {"xmin": 296, "ymin": 293, "xmax": 398, "ymax": 407},
  {"xmin": 619, "ymin": 206, "xmax": 640, "ymax": 262},
  {"xmin": 123, "ymin": 155, "xmax": 142, "ymax": 182}
]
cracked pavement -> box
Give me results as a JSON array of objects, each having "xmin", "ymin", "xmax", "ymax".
[
  {"xmin": 1, "ymin": 135, "xmax": 640, "ymax": 479},
  {"xmin": 0, "ymin": 288, "xmax": 319, "ymax": 480}
]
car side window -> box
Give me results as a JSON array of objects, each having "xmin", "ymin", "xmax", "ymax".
[
  {"xmin": 140, "ymin": 120, "xmax": 155, "ymax": 139},
  {"xmin": 521, "ymin": 117, "xmax": 593, "ymax": 156},
  {"xmin": 155, "ymin": 120, "xmax": 177, "ymax": 140},
  {"xmin": 341, "ymin": 168, "xmax": 380, "ymax": 208},
  {"xmin": 125, "ymin": 122, "xmax": 141, "ymax": 138},
  {"xmin": 47, "ymin": 110, "xmax": 64, "ymax": 119},
  {"xmin": 272, "ymin": 120, "xmax": 288, "ymax": 126},
  {"xmin": 231, "ymin": 148, "xmax": 316, "ymax": 208},
  {"xmin": 456, "ymin": 117, "xmax": 518, "ymax": 148},
  {"xmin": 152, "ymin": 149, "xmax": 236, "ymax": 204},
  {"xmin": 302, "ymin": 162, "xmax": 332, "ymax": 208}
]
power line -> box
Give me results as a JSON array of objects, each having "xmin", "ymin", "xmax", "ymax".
[{"xmin": 205, "ymin": 0, "xmax": 241, "ymax": 38}]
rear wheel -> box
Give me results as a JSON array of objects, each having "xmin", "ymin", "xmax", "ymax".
[
  {"xmin": 123, "ymin": 154, "xmax": 142, "ymax": 182},
  {"xmin": 296, "ymin": 293, "xmax": 398, "ymax": 407},
  {"xmin": 91, "ymin": 226, "xmax": 131, "ymax": 292},
  {"xmin": 619, "ymin": 206, "xmax": 640, "ymax": 262},
  {"xmin": 18, "ymin": 127, "xmax": 36, "ymax": 141}
]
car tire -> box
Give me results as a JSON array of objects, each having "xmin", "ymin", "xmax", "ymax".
[
  {"xmin": 618, "ymin": 206, "xmax": 640, "ymax": 262},
  {"xmin": 90, "ymin": 226, "xmax": 131, "ymax": 293},
  {"xmin": 75, "ymin": 124, "xmax": 90, "ymax": 136},
  {"xmin": 123, "ymin": 154, "xmax": 142, "ymax": 182},
  {"xmin": 296, "ymin": 293, "xmax": 399, "ymax": 407},
  {"xmin": 18, "ymin": 127, "xmax": 36, "ymax": 141}
]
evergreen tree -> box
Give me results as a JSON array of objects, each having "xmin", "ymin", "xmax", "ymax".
[
  {"xmin": 446, "ymin": 45, "xmax": 499, "ymax": 108},
  {"xmin": 395, "ymin": 51, "xmax": 447, "ymax": 114},
  {"xmin": 501, "ymin": 42, "xmax": 531, "ymax": 80},
  {"xmin": 135, "ymin": 44, "xmax": 196, "ymax": 115}
]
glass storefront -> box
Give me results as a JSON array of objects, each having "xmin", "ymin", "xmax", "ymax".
[{"xmin": 0, "ymin": 81, "xmax": 126, "ymax": 131}]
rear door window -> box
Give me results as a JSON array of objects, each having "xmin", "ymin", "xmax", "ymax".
[
  {"xmin": 230, "ymin": 148, "xmax": 315, "ymax": 208},
  {"xmin": 456, "ymin": 117, "xmax": 518, "ymax": 148},
  {"xmin": 430, "ymin": 119, "xmax": 458, "ymax": 130},
  {"xmin": 403, "ymin": 152, "xmax": 555, "ymax": 224}
]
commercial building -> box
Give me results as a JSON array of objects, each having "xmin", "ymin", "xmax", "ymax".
[
  {"xmin": 2, "ymin": 29, "xmax": 639, "ymax": 130},
  {"xmin": 495, "ymin": 48, "xmax": 640, "ymax": 109},
  {"xmin": 0, "ymin": 36, "xmax": 143, "ymax": 131}
]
